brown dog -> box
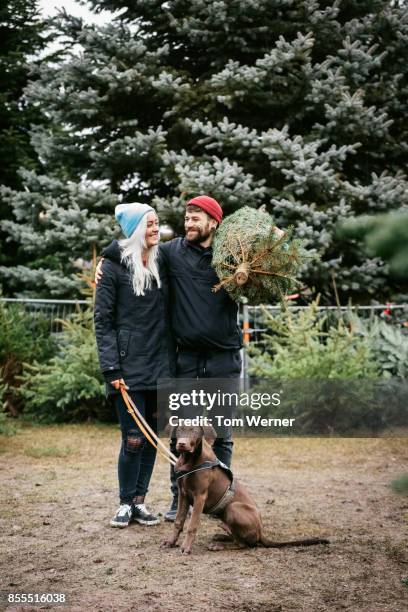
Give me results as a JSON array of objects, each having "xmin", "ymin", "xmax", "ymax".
[{"xmin": 162, "ymin": 425, "xmax": 329, "ymax": 554}]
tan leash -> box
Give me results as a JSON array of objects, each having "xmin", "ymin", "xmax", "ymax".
[{"xmin": 119, "ymin": 384, "xmax": 177, "ymax": 466}]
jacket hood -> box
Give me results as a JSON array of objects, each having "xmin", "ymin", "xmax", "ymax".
[{"xmin": 101, "ymin": 239, "xmax": 122, "ymax": 263}]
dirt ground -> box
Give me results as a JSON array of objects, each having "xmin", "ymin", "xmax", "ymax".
[{"xmin": 0, "ymin": 425, "xmax": 407, "ymax": 612}]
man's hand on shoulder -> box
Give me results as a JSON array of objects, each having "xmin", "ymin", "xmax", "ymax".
[{"xmin": 273, "ymin": 226, "xmax": 285, "ymax": 238}]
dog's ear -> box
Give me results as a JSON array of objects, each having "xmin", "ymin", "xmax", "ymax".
[
  {"xmin": 202, "ymin": 425, "xmax": 217, "ymax": 445},
  {"xmin": 195, "ymin": 436, "xmax": 203, "ymax": 455},
  {"xmin": 164, "ymin": 423, "xmax": 177, "ymax": 439}
]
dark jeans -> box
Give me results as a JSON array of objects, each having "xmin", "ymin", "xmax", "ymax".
[
  {"xmin": 169, "ymin": 348, "xmax": 241, "ymax": 498},
  {"xmin": 112, "ymin": 390, "xmax": 157, "ymax": 504}
]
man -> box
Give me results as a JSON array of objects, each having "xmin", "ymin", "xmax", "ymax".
[{"xmin": 159, "ymin": 195, "xmax": 242, "ymax": 521}]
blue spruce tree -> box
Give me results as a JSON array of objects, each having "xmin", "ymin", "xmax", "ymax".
[{"xmin": 1, "ymin": 1, "xmax": 407, "ymax": 300}]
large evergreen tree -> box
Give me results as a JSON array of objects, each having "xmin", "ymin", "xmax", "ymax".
[
  {"xmin": 1, "ymin": 1, "xmax": 407, "ymax": 300},
  {"xmin": 0, "ymin": 0, "xmax": 47, "ymax": 286},
  {"xmin": 341, "ymin": 210, "xmax": 408, "ymax": 279}
]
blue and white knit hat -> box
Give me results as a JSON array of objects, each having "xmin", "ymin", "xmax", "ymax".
[{"xmin": 115, "ymin": 203, "xmax": 154, "ymax": 238}]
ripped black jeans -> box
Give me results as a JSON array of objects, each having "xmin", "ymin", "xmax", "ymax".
[{"xmin": 112, "ymin": 390, "xmax": 157, "ymax": 505}]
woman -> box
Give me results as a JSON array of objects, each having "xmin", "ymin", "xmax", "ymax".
[{"xmin": 94, "ymin": 202, "xmax": 171, "ymax": 527}]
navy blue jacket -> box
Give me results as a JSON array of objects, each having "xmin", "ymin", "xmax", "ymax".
[
  {"xmin": 94, "ymin": 240, "xmax": 171, "ymax": 392},
  {"xmin": 159, "ymin": 238, "xmax": 242, "ymax": 351}
]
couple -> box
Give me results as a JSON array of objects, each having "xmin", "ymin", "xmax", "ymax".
[{"xmin": 94, "ymin": 195, "xmax": 242, "ymax": 528}]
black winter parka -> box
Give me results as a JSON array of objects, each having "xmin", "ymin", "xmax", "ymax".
[
  {"xmin": 159, "ymin": 238, "xmax": 242, "ymax": 351},
  {"xmin": 94, "ymin": 240, "xmax": 171, "ymax": 393}
]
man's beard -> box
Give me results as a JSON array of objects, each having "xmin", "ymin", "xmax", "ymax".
[{"xmin": 186, "ymin": 226, "xmax": 213, "ymax": 245}]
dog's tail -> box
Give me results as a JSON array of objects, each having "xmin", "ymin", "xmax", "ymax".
[{"xmin": 259, "ymin": 536, "xmax": 329, "ymax": 548}]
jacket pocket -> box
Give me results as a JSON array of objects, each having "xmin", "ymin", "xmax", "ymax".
[
  {"xmin": 118, "ymin": 329, "xmax": 149, "ymax": 361},
  {"xmin": 117, "ymin": 329, "xmax": 131, "ymax": 359},
  {"xmin": 127, "ymin": 332, "xmax": 148, "ymax": 357}
]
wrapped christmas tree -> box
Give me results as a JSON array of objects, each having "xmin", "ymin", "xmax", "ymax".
[{"xmin": 212, "ymin": 206, "xmax": 304, "ymax": 305}]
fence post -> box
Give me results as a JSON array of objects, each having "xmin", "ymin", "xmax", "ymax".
[{"xmin": 242, "ymin": 304, "xmax": 250, "ymax": 384}]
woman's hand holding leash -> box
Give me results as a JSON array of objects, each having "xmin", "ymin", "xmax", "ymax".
[{"xmin": 111, "ymin": 378, "xmax": 129, "ymax": 390}]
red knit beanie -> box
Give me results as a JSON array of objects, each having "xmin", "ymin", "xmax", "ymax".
[{"xmin": 186, "ymin": 195, "xmax": 223, "ymax": 223}]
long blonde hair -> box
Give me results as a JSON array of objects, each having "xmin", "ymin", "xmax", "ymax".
[{"xmin": 118, "ymin": 213, "xmax": 161, "ymax": 296}]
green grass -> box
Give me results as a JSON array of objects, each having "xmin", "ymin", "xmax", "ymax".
[
  {"xmin": 24, "ymin": 445, "xmax": 72, "ymax": 458},
  {"xmin": 391, "ymin": 473, "xmax": 408, "ymax": 496}
]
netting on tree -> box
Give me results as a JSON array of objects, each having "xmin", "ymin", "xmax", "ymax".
[{"xmin": 212, "ymin": 206, "xmax": 305, "ymax": 305}]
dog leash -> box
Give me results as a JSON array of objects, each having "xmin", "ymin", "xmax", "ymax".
[{"xmin": 119, "ymin": 384, "xmax": 177, "ymax": 466}]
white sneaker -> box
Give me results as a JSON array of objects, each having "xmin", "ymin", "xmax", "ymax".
[{"xmin": 110, "ymin": 503, "xmax": 133, "ymax": 528}]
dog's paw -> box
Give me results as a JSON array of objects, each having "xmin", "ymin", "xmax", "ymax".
[
  {"xmin": 180, "ymin": 542, "xmax": 192, "ymax": 554},
  {"xmin": 207, "ymin": 543, "xmax": 224, "ymax": 551},
  {"xmin": 161, "ymin": 539, "xmax": 178, "ymax": 548},
  {"xmin": 211, "ymin": 533, "xmax": 233, "ymax": 542}
]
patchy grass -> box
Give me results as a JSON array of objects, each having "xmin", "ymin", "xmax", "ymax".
[
  {"xmin": 391, "ymin": 473, "xmax": 408, "ymax": 496},
  {"xmin": 24, "ymin": 444, "xmax": 72, "ymax": 458},
  {"xmin": 1, "ymin": 425, "xmax": 407, "ymax": 611}
]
